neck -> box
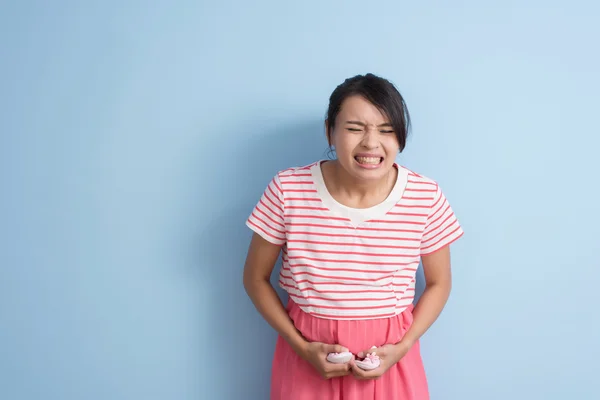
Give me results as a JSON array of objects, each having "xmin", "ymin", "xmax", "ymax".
[{"xmin": 328, "ymin": 160, "xmax": 396, "ymax": 205}]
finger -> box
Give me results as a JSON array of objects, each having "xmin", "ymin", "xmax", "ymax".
[
  {"xmin": 352, "ymin": 369, "xmax": 378, "ymax": 380},
  {"xmin": 350, "ymin": 360, "xmax": 380, "ymax": 380},
  {"xmin": 357, "ymin": 346, "xmax": 379, "ymax": 358},
  {"xmin": 349, "ymin": 361, "xmax": 367, "ymax": 379},
  {"xmin": 324, "ymin": 343, "xmax": 349, "ymax": 354},
  {"xmin": 325, "ymin": 362, "xmax": 351, "ymax": 375}
]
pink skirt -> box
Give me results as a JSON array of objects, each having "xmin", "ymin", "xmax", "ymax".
[{"xmin": 270, "ymin": 299, "xmax": 429, "ymax": 400}]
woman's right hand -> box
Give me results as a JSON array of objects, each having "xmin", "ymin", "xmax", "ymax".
[{"xmin": 299, "ymin": 342, "xmax": 352, "ymax": 379}]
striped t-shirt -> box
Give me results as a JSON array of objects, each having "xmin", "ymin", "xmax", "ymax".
[{"xmin": 246, "ymin": 160, "xmax": 463, "ymax": 320}]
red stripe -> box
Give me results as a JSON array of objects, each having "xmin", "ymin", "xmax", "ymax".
[
  {"xmin": 287, "ymin": 197, "xmax": 322, "ymax": 202},
  {"xmin": 287, "ymin": 231, "xmax": 421, "ymax": 241},
  {"xmin": 403, "ymin": 196, "xmax": 434, "ymax": 201},
  {"xmin": 357, "ymin": 225, "xmax": 423, "ymax": 234},
  {"xmin": 255, "ymin": 205, "xmax": 284, "ymax": 229},
  {"xmin": 258, "ymin": 197, "xmax": 283, "ymax": 220},
  {"xmin": 423, "ymin": 213, "xmax": 456, "ymax": 243},
  {"xmin": 394, "ymin": 274, "xmax": 415, "ymax": 279},
  {"xmin": 427, "ymin": 194, "xmax": 444, "ymax": 219},
  {"xmin": 283, "ymin": 173, "xmax": 312, "ymax": 178},
  {"xmin": 281, "ymin": 181, "xmax": 314, "ymax": 185},
  {"xmin": 288, "ymin": 247, "xmax": 419, "ymax": 258},
  {"xmin": 287, "ymin": 239, "xmax": 420, "ymax": 250},
  {"xmin": 287, "ymin": 255, "xmax": 413, "ymax": 266},
  {"xmin": 387, "ymin": 211, "xmax": 428, "ymax": 217},
  {"xmin": 247, "ymin": 219, "xmax": 285, "ymax": 242},
  {"xmin": 272, "ymin": 180, "xmax": 283, "ymax": 195},
  {"xmin": 264, "ymin": 188, "xmax": 284, "ymax": 214},
  {"xmin": 285, "ymin": 214, "xmax": 350, "ymax": 221},
  {"xmin": 284, "ymin": 259, "xmax": 418, "ymax": 274},
  {"xmin": 287, "ymin": 263, "xmax": 406, "ymax": 275},
  {"xmin": 249, "ymin": 212, "xmax": 285, "ymax": 235},
  {"xmin": 395, "ymin": 204, "xmax": 430, "ymax": 209},
  {"xmin": 421, "ymin": 227, "xmax": 463, "ymax": 253},
  {"xmin": 285, "ymin": 268, "xmax": 392, "ymax": 282},
  {"xmin": 287, "ymin": 223, "xmax": 423, "ymax": 234},
  {"xmin": 279, "ymin": 279, "xmax": 416, "ymax": 292},
  {"xmin": 286, "ymin": 206, "xmax": 329, "ymax": 211},
  {"xmin": 401, "ymin": 267, "xmax": 418, "ymax": 272},
  {"xmin": 405, "ymin": 188, "xmax": 436, "ymax": 193},
  {"xmin": 424, "ymin": 205, "xmax": 452, "ymax": 234},
  {"xmin": 281, "ymin": 276, "xmax": 386, "ymax": 286},
  {"xmin": 278, "ymin": 281, "xmax": 394, "ymax": 294},
  {"xmin": 285, "ymin": 189, "xmax": 318, "ymax": 193},
  {"xmin": 407, "ymin": 180, "xmax": 436, "ymax": 186},
  {"xmin": 289, "ymin": 300, "xmax": 394, "ymax": 311},
  {"xmin": 288, "ymin": 293, "xmax": 397, "ymax": 303},
  {"xmin": 367, "ymin": 219, "xmax": 426, "ymax": 225}
]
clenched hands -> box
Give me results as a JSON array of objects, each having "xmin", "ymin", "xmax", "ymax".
[
  {"xmin": 299, "ymin": 342, "xmax": 352, "ymax": 379},
  {"xmin": 350, "ymin": 342, "xmax": 412, "ymax": 380}
]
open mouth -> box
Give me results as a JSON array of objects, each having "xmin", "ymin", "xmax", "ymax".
[{"xmin": 354, "ymin": 156, "xmax": 383, "ymax": 166}]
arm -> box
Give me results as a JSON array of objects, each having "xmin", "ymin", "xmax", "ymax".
[
  {"xmin": 349, "ymin": 245, "xmax": 453, "ymax": 379},
  {"xmin": 351, "ymin": 182, "xmax": 462, "ymax": 379},
  {"xmin": 398, "ymin": 245, "xmax": 452, "ymax": 349},
  {"xmin": 242, "ymin": 232, "xmax": 308, "ymax": 356},
  {"xmin": 243, "ymin": 232, "xmax": 351, "ymax": 378}
]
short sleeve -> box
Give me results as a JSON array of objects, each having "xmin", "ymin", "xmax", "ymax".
[
  {"xmin": 245, "ymin": 173, "xmax": 286, "ymax": 245},
  {"xmin": 420, "ymin": 184, "xmax": 463, "ymax": 255}
]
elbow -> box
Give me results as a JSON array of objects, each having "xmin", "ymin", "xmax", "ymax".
[
  {"xmin": 425, "ymin": 277, "xmax": 452, "ymax": 296},
  {"xmin": 243, "ymin": 269, "xmax": 267, "ymax": 297},
  {"xmin": 242, "ymin": 270, "xmax": 253, "ymax": 294}
]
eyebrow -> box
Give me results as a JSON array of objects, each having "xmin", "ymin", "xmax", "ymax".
[{"xmin": 345, "ymin": 120, "xmax": 393, "ymax": 127}]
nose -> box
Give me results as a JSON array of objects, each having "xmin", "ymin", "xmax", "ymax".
[{"xmin": 361, "ymin": 128, "xmax": 379, "ymax": 149}]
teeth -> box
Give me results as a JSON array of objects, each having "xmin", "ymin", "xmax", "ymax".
[{"xmin": 356, "ymin": 156, "xmax": 381, "ymax": 165}]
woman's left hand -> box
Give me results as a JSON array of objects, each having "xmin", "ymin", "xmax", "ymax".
[{"xmin": 349, "ymin": 341, "xmax": 412, "ymax": 380}]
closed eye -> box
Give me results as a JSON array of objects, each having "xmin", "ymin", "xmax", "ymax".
[{"xmin": 347, "ymin": 128, "xmax": 362, "ymax": 132}]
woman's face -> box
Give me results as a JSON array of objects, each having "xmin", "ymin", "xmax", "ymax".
[{"xmin": 327, "ymin": 95, "xmax": 400, "ymax": 183}]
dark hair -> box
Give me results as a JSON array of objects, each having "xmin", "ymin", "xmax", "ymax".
[{"xmin": 326, "ymin": 73, "xmax": 411, "ymax": 152}]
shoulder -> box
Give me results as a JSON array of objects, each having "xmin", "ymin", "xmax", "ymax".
[
  {"xmin": 276, "ymin": 162, "xmax": 318, "ymax": 179},
  {"xmin": 397, "ymin": 164, "xmax": 439, "ymax": 188},
  {"xmin": 261, "ymin": 161, "xmax": 320, "ymax": 196},
  {"xmin": 269, "ymin": 161, "xmax": 320, "ymax": 185},
  {"xmin": 398, "ymin": 165, "xmax": 460, "ymax": 212}
]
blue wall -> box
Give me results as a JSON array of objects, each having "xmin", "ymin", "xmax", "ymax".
[{"xmin": 1, "ymin": 1, "xmax": 599, "ymax": 399}]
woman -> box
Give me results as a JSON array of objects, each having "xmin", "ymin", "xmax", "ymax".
[{"xmin": 243, "ymin": 73, "xmax": 463, "ymax": 399}]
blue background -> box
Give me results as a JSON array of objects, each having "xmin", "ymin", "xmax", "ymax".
[{"xmin": 1, "ymin": 1, "xmax": 599, "ymax": 399}]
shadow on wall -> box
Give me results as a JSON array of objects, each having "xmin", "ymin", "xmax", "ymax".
[
  {"xmin": 195, "ymin": 119, "xmax": 427, "ymax": 398},
  {"xmin": 414, "ymin": 263, "xmax": 426, "ymax": 304},
  {"xmin": 198, "ymin": 120, "xmax": 326, "ymax": 399}
]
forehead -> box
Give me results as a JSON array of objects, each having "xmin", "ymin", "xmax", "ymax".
[{"xmin": 337, "ymin": 95, "xmax": 389, "ymax": 123}]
